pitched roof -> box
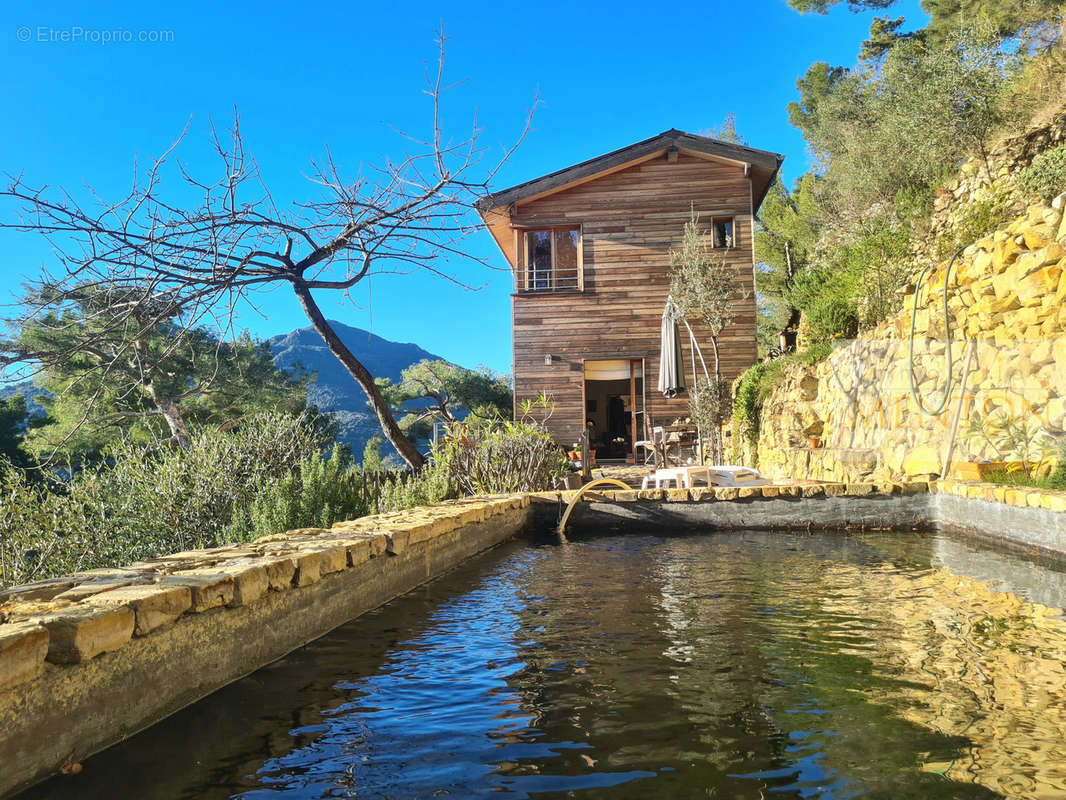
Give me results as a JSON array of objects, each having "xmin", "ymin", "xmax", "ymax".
[{"xmin": 476, "ymin": 128, "xmax": 785, "ymax": 214}]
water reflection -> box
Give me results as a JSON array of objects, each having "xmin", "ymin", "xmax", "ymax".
[{"xmin": 23, "ymin": 530, "xmax": 1066, "ymax": 799}]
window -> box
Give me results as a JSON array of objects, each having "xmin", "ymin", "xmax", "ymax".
[
  {"xmin": 711, "ymin": 217, "xmax": 735, "ymax": 249},
  {"xmin": 519, "ymin": 227, "xmax": 581, "ymax": 291}
]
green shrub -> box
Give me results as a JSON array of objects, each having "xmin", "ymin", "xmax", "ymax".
[
  {"xmin": 804, "ymin": 340, "xmax": 834, "ymax": 364},
  {"xmin": 0, "ymin": 470, "xmax": 77, "ymax": 586},
  {"xmin": 731, "ymin": 353, "xmax": 815, "ymax": 465},
  {"xmin": 226, "ymin": 446, "xmax": 371, "ymax": 541},
  {"xmin": 733, "ymin": 363, "xmax": 767, "ymax": 450},
  {"xmin": 375, "ymin": 415, "xmax": 568, "ymax": 511},
  {"xmin": 0, "ymin": 412, "xmax": 327, "ymax": 588},
  {"xmin": 807, "ymin": 296, "xmax": 860, "ymax": 340},
  {"xmin": 788, "ymin": 266, "xmax": 862, "ymax": 339},
  {"xmin": 437, "ymin": 419, "xmax": 568, "ymax": 496},
  {"xmin": 938, "ymin": 189, "xmax": 1016, "ymax": 259},
  {"xmin": 787, "ymin": 223, "xmax": 912, "ymax": 335},
  {"xmin": 846, "ymin": 228, "xmax": 913, "ymax": 327},
  {"xmin": 1017, "ymin": 144, "xmax": 1066, "ymax": 203},
  {"xmin": 378, "ymin": 459, "xmax": 452, "ymax": 512},
  {"xmin": 1048, "ymin": 458, "xmax": 1066, "ymax": 491}
]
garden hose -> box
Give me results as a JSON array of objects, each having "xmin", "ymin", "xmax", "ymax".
[{"xmin": 908, "ymin": 247, "xmax": 965, "ymax": 417}]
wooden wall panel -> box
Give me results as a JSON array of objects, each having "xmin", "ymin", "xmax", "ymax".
[{"xmin": 509, "ymin": 153, "xmax": 758, "ymax": 448}]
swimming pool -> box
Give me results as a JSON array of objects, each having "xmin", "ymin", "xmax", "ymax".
[{"xmin": 23, "ymin": 528, "xmax": 1066, "ymax": 799}]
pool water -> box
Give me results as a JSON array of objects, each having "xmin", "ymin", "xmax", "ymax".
[{"xmin": 23, "ymin": 529, "xmax": 1066, "ymax": 799}]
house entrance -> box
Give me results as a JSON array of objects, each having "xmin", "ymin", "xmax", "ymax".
[{"xmin": 583, "ymin": 359, "xmax": 645, "ymax": 463}]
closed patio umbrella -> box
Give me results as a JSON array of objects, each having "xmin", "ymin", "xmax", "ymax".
[{"xmin": 657, "ymin": 301, "xmax": 686, "ymax": 398}]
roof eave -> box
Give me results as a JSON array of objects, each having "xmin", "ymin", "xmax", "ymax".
[{"xmin": 476, "ymin": 129, "xmax": 784, "ymax": 215}]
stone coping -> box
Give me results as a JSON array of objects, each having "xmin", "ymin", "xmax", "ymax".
[
  {"xmin": 0, "ymin": 495, "xmax": 530, "ymax": 699},
  {"xmin": 931, "ymin": 478, "xmax": 1066, "ymax": 512},
  {"xmin": 531, "ymin": 480, "xmax": 934, "ymax": 505},
  {"xmin": 530, "ymin": 478, "xmax": 1066, "ymax": 514}
]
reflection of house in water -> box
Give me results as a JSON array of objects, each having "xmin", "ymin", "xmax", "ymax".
[{"xmin": 505, "ymin": 537, "xmax": 788, "ymax": 791}]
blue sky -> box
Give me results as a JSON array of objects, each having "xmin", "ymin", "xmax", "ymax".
[{"xmin": 0, "ymin": 0, "xmax": 927, "ymax": 375}]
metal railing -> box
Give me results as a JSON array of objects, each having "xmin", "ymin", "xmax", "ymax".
[{"xmin": 515, "ymin": 266, "xmax": 581, "ymax": 293}]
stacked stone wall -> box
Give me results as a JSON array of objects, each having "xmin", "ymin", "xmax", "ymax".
[
  {"xmin": 916, "ymin": 109, "xmax": 1066, "ymax": 268},
  {"xmin": 758, "ymin": 194, "xmax": 1066, "ymax": 483}
]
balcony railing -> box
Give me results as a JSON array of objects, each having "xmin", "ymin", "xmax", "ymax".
[{"xmin": 515, "ymin": 266, "xmax": 581, "ymax": 293}]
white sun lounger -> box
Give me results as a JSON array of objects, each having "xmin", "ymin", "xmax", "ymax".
[
  {"xmin": 705, "ymin": 465, "xmax": 768, "ymax": 487},
  {"xmin": 641, "ymin": 465, "xmax": 768, "ymax": 489}
]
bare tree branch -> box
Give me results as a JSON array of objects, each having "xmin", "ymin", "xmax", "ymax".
[{"xmin": 1, "ymin": 33, "xmax": 534, "ymax": 469}]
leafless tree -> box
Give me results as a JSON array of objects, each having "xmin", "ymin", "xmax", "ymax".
[{"xmin": 0, "ymin": 33, "xmax": 534, "ymax": 469}]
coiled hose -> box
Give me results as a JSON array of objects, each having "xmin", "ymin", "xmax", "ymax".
[{"xmin": 908, "ymin": 247, "xmax": 965, "ymax": 417}]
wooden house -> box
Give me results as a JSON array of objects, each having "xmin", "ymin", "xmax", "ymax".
[{"xmin": 476, "ymin": 129, "xmax": 783, "ymax": 461}]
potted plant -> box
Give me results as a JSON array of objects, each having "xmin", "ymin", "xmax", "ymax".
[{"xmin": 960, "ymin": 412, "xmax": 1058, "ymax": 482}]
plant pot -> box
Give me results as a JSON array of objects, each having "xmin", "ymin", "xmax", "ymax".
[{"xmin": 807, "ymin": 437, "xmax": 822, "ymax": 449}]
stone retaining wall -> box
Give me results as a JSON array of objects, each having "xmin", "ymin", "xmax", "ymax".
[
  {"xmin": 757, "ymin": 193, "xmax": 1066, "ymax": 484},
  {"xmin": 919, "ymin": 110, "xmax": 1066, "ymax": 267},
  {"xmin": 0, "ymin": 495, "xmax": 532, "ymax": 798}
]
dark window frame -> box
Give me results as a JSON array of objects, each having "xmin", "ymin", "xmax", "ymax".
[
  {"xmin": 516, "ymin": 225, "xmax": 582, "ymax": 293},
  {"xmin": 711, "ymin": 217, "xmax": 736, "ymax": 249}
]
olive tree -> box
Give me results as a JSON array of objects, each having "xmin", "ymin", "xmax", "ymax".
[{"xmin": 669, "ymin": 208, "xmax": 747, "ymax": 463}]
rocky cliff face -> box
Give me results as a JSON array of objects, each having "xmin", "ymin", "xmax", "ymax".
[{"xmin": 757, "ymin": 193, "xmax": 1066, "ymax": 483}]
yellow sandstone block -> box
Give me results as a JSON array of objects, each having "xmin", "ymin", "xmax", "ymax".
[
  {"xmin": 94, "ymin": 583, "xmax": 192, "ymax": 635},
  {"xmin": 255, "ymin": 553, "xmax": 299, "ymax": 590},
  {"xmin": 292, "ymin": 552, "xmax": 322, "ymax": 587},
  {"xmin": 165, "ymin": 572, "xmax": 235, "ymax": 612},
  {"xmin": 844, "ymin": 483, "xmax": 875, "ymax": 496},
  {"xmin": 902, "ymin": 445, "xmax": 941, "ymax": 477},
  {"xmin": 0, "ymin": 622, "xmax": 49, "ymax": 691},
  {"xmin": 1018, "ymin": 265, "xmax": 1062, "ymax": 306},
  {"xmin": 38, "ymin": 605, "xmax": 135, "ymax": 664},
  {"xmin": 1042, "ymin": 494, "xmax": 1066, "ymax": 512}
]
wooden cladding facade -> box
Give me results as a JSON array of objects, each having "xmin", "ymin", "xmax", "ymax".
[{"xmin": 498, "ymin": 150, "xmax": 762, "ymax": 448}]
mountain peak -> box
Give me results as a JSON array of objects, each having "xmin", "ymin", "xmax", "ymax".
[{"xmin": 268, "ymin": 323, "xmax": 447, "ymax": 458}]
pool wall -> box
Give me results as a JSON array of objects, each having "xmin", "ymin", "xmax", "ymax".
[
  {"xmin": 0, "ymin": 496, "xmax": 532, "ymax": 798},
  {"xmin": 547, "ymin": 484, "xmax": 933, "ymax": 535},
  {"xmin": 932, "ymin": 479, "xmax": 1066, "ymax": 558},
  {"xmin": 543, "ymin": 482, "xmax": 1065, "ymax": 556}
]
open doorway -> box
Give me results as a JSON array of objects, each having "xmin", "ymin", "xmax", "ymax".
[{"xmin": 583, "ymin": 359, "xmax": 644, "ymax": 463}]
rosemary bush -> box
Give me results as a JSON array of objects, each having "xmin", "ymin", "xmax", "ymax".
[
  {"xmin": 439, "ymin": 419, "xmax": 568, "ymax": 495},
  {"xmin": 0, "ymin": 412, "xmax": 330, "ymax": 588}
]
